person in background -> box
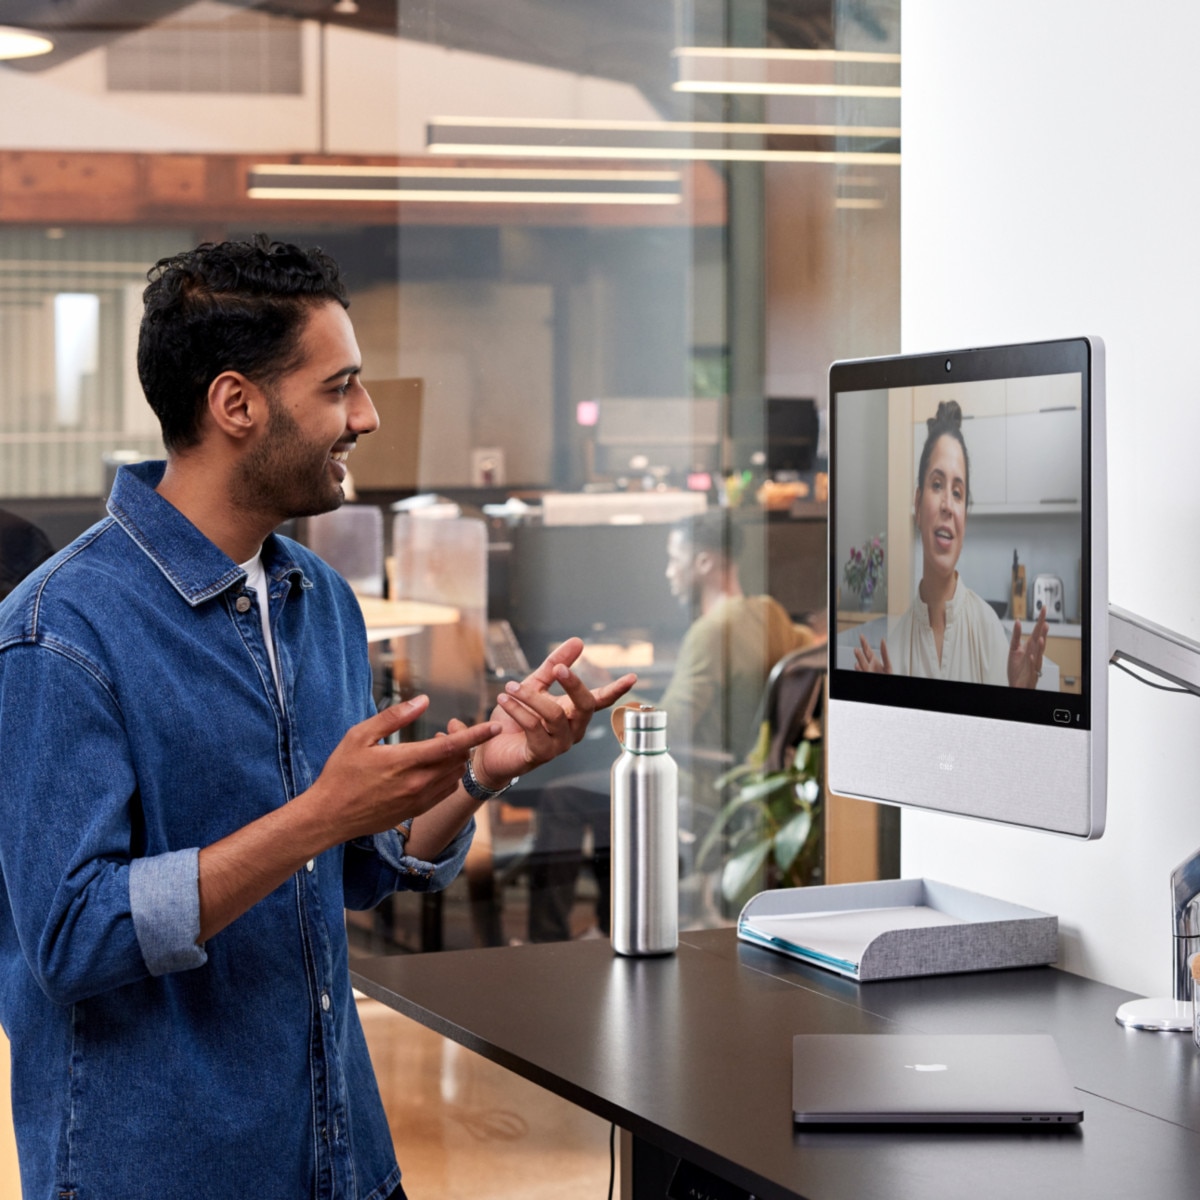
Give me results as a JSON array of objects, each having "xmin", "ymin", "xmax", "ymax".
[
  {"xmin": 0, "ymin": 236, "xmax": 635, "ymax": 1200},
  {"xmin": 528, "ymin": 508, "xmax": 823, "ymax": 941},
  {"xmin": 853, "ymin": 399, "xmax": 1047, "ymax": 685},
  {"xmin": 0, "ymin": 507, "xmax": 54, "ymax": 600}
]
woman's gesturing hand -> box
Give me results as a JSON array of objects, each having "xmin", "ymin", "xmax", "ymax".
[
  {"xmin": 1008, "ymin": 606, "xmax": 1049, "ymax": 689},
  {"xmin": 854, "ymin": 633, "xmax": 893, "ymax": 674}
]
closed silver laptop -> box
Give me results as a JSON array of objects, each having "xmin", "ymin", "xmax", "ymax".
[{"xmin": 792, "ymin": 1034, "xmax": 1083, "ymax": 1126}]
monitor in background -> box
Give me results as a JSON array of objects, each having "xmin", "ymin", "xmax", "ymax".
[
  {"xmin": 509, "ymin": 521, "xmax": 690, "ymax": 652},
  {"xmin": 766, "ymin": 397, "xmax": 819, "ymax": 474},
  {"xmin": 827, "ymin": 337, "xmax": 1107, "ymax": 839}
]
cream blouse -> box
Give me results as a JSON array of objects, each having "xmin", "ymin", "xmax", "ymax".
[{"xmin": 887, "ymin": 575, "xmax": 1010, "ymax": 685}]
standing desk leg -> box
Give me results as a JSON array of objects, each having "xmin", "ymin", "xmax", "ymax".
[{"xmin": 618, "ymin": 1129, "xmax": 633, "ymax": 1200}]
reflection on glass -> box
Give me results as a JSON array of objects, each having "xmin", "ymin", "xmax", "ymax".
[{"xmin": 0, "ymin": 0, "xmax": 901, "ymax": 946}]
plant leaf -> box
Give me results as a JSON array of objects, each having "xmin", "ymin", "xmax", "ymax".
[
  {"xmin": 772, "ymin": 809, "xmax": 813, "ymax": 875},
  {"xmin": 715, "ymin": 762, "xmax": 757, "ymax": 790},
  {"xmin": 721, "ymin": 840, "xmax": 772, "ymax": 903},
  {"xmin": 736, "ymin": 773, "xmax": 793, "ymax": 803},
  {"xmin": 793, "ymin": 741, "xmax": 812, "ymax": 774},
  {"xmin": 694, "ymin": 791, "xmax": 765, "ymax": 867}
]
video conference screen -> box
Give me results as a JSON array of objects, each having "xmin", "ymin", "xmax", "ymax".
[{"xmin": 829, "ymin": 341, "xmax": 1095, "ymax": 731}]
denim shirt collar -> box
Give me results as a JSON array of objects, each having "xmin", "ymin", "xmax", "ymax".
[{"xmin": 106, "ymin": 460, "xmax": 307, "ymax": 607}]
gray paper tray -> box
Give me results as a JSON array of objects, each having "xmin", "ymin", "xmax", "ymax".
[{"xmin": 737, "ymin": 878, "xmax": 1058, "ymax": 982}]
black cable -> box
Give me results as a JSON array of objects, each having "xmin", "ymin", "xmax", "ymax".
[
  {"xmin": 1113, "ymin": 660, "xmax": 1194, "ymax": 694},
  {"xmin": 607, "ymin": 1122, "xmax": 615, "ymax": 1200}
]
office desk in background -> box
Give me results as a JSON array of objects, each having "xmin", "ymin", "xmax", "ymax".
[
  {"xmin": 352, "ymin": 928, "xmax": 1200, "ymax": 1200},
  {"xmin": 354, "ymin": 594, "xmax": 460, "ymax": 643}
]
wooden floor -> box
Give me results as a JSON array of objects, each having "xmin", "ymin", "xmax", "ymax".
[
  {"xmin": 359, "ymin": 998, "xmax": 612, "ymax": 1199},
  {"xmin": 353, "ymin": 867, "xmax": 616, "ymax": 1199}
]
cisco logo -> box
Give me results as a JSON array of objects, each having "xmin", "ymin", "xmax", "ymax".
[{"xmin": 937, "ymin": 752, "xmax": 955, "ymax": 773}]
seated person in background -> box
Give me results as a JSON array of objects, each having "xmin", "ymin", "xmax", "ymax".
[
  {"xmin": 0, "ymin": 508, "xmax": 54, "ymax": 600},
  {"xmin": 528, "ymin": 508, "xmax": 824, "ymax": 941}
]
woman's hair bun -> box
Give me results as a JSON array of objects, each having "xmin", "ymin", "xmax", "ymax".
[{"xmin": 928, "ymin": 399, "xmax": 963, "ymax": 434}]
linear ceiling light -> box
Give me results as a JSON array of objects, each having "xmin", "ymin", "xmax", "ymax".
[
  {"xmin": 675, "ymin": 82, "xmax": 900, "ymax": 98},
  {"xmin": 427, "ymin": 118, "xmax": 899, "ymax": 166},
  {"xmin": 674, "ymin": 47, "xmax": 901, "ymax": 63},
  {"xmin": 246, "ymin": 164, "xmax": 682, "ymax": 205},
  {"xmin": 0, "ymin": 26, "xmax": 53, "ymax": 59},
  {"xmin": 673, "ymin": 45, "xmax": 900, "ymax": 98}
]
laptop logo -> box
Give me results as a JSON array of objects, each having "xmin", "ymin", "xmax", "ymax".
[
  {"xmin": 905, "ymin": 1063, "xmax": 949, "ymax": 1072},
  {"xmin": 937, "ymin": 752, "xmax": 955, "ymax": 773}
]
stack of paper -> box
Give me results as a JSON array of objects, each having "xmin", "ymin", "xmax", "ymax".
[{"xmin": 739, "ymin": 905, "xmax": 965, "ymax": 977}]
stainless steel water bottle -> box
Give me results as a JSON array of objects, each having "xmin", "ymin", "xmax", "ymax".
[{"xmin": 610, "ymin": 704, "xmax": 678, "ymax": 957}]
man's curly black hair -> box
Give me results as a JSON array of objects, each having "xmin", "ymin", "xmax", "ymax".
[{"xmin": 137, "ymin": 234, "xmax": 348, "ymax": 451}]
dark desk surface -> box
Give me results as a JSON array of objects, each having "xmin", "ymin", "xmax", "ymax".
[{"xmin": 352, "ymin": 928, "xmax": 1200, "ymax": 1200}]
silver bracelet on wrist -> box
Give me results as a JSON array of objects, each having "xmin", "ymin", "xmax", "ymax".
[{"xmin": 462, "ymin": 756, "xmax": 516, "ymax": 801}]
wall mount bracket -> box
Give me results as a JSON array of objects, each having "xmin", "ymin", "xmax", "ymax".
[{"xmin": 1109, "ymin": 605, "xmax": 1200, "ymax": 1032}]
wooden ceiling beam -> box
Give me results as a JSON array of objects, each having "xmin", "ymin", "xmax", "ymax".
[{"xmin": 0, "ymin": 150, "xmax": 725, "ymax": 229}]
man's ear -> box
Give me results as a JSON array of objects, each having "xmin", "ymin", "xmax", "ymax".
[
  {"xmin": 693, "ymin": 548, "xmax": 716, "ymax": 579},
  {"xmin": 206, "ymin": 371, "xmax": 266, "ymax": 441}
]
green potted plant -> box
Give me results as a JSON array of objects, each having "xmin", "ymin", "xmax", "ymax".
[{"xmin": 696, "ymin": 731, "xmax": 823, "ymax": 909}]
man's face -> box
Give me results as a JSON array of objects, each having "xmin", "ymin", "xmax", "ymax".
[
  {"xmin": 665, "ymin": 529, "xmax": 699, "ymax": 608},
  {"xmin": 234, "ymin": 301, "xmax": 378, "ymax": 521}
]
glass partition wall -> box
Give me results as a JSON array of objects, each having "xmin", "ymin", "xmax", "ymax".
[{"xmin": 0, "ymin": 0, "xmax": 899, "ymax": 950}]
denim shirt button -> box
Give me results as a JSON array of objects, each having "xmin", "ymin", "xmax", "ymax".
[
  {"xmin": 235, "ymin": 595, "xmax": 252, "ymax": 613},
  {"xmin": 321, "ymin": 992, "xmax": 331, "ymax": 1012},
  {"xmin": 305, "ymin": 859, "xmax": 315, "ymax": 873}
]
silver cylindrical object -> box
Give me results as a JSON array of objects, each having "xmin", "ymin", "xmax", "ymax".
[{"xmin": 610, "ymin": 705, "xmax": 678, "ymax": 957}]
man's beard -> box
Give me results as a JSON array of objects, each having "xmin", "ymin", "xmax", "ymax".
[{"xmin": 234, "ymin": 400, "xmax": 348, "ymax": 522}]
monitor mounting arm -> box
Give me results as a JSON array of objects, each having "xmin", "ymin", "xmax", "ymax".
[{"xmin": 1109, "ymin": 605, "xmax": 1200, "ymax": 1031}]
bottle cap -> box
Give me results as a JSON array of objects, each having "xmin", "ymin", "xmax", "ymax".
[
  {"xmin": 623, "ymin": 705, "xmax": 667, "ymax": 731},
  {"xmin": 611, "ymin": 703, "xmax": 668, "ymax": 752},
  {"xmin": 611, "ymin": 703, "xmax": 666, "ymax": 740}
]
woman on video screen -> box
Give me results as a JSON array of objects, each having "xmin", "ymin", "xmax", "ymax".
[{"xmin": 854, "ymin": 400, "xmax": 1048, "ymax": 687}]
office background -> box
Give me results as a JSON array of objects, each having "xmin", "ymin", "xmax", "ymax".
[{"xmin": 0, "ymin": 0, "xmax": 902, "ymax": 946}]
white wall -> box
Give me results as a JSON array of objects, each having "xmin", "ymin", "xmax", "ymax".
[{"xmin": 901, "ymin": 1, "xmax": 1200, "ymax": 997}]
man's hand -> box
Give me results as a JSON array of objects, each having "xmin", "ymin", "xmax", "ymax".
[
  {"xmin": 473, "ymin": 636, "xmax": 637, "ymax": 789},
  {"xmin": 1008, "ymin": 606, "xmax": 1049, "ymax": 689},
  {"xmin": 307, "ymin": 695, "xmax": 501, "ymax": 840},
  {"xmin": 198, "ymin": 696, "xmax": 501, "ymax": 944}
]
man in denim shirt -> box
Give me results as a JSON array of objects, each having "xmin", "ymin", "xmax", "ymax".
[{"xmin": 0, "ymin": 237, "xmax": 635, "ymax": 1199}]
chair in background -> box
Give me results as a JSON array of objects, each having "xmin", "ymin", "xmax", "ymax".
[
  {"xmin": 303, "ymin": 504, "xmax": 385, "ymax": 597},
  {"xmin": 390, "ymin": 503, "xmax": 501, "ymax": 947},
  {"xmin": 755, "ymin": 642, "xmax": 828, "ymax": 775},
  {"xmin": 687, "ymin": 640, "xmax": 829, "ymax": 922},
  {"xmin": 389, "ymin": 502, "xmax": 487, "ymax": 729}
]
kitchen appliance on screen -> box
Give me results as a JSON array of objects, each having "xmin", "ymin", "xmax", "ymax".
[{"xmin": 827, "ymin": 337, "xmax": 1107, "ymax": 839}]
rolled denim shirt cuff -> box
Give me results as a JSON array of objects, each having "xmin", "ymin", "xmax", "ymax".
[
  {"xmin": 129, "ymin": 848, "xmax": 208, "ymax": 976},
  {"xmin": 372, "ymin": 816, "xmax": 475, "ymax": 892}
]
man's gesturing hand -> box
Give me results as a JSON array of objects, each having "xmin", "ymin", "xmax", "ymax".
[
  {"xmin": 472, "ymin": 636, "xmax": 637, "ymax": 790},
  {"xmin": 309, "ymin": 695, "xmax": 501, "ymax": 841}
]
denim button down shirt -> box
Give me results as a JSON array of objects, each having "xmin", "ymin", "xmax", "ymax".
[{"xmin": 0, "ymin": 461, "xmax": 473, "ymax": 1199}]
